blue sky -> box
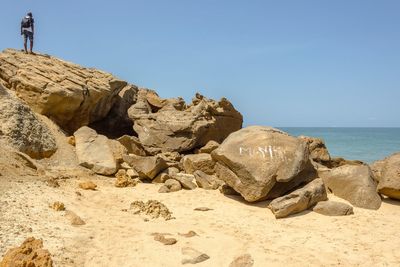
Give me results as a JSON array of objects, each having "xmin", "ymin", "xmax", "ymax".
[{"xmin": 1, "ymin": 1, "xmax": 399, "ymax": 127}]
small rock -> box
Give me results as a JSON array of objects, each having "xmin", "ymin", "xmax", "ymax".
[
  {"xmin": 45, "ymin": 178, "xmax": 60, "ymax": 188},
  {"xmin": 312, "ymin": 201, "xmax": 354, "ymax": 216},
  {"xmin": 51, "ymin": 201, "xmax": 65, "ymax": 211},
  {"xmin": 179, "ymin": 231, "xmax": 198, "ymax": 238},
  {"xmin": 75, "ymin": 191, "xmax": 82, "ymax": 197},
  {"xmin": 65, "ymin": 211, "xmax": 86, "ymax": 226},
  {"xmin": 79, "ymin": 181, "xmax": 97, "ymax": 190},
  {"xmin": 115, "ymin": 169, "xmax": 138, "ymax": 188},
  {"xmin": 158, "ymin": 185, "xmax": 170, "ymax": 193},
  {"xmin": 130, "ymin": 200, "xmax": 174, "ymax": 220},
  {"xmin": 229, "ymin": 254, "xmax": 254, "ymax": 267},
  {"xmin": 198, "ymin": 140, "xmax": 220, "ymax": 154},
  {"xmin": 181, "ymin": 247, "xmax": 210, "ymax": 265},
  {"xmin": 159, "ymin": 179, "xmax": 182, "ymax": 193},
  {"xmin": 172, "ymin": 173, "xmax": 197, "ymax": 190},
  {"xmin": 194, "ymin": 207, "xmax": 213, "ymax": 212},
  {"xmin": 126, "ymin": 168, "xmax": 139, "ymax": 178},
  {"xmin": 193, "ymin": 170, "xmax": 222, "ymax": 190},
  {"xmin": 67, "ymin": 136, "xmax": 76, "ymax": 146},
  {"xmin": 152, "ymin": 233, "xmax": 177, "ymax": 245}
]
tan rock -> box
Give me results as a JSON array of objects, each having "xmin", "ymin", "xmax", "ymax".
[
  {"xmin": 193, "ymin": 170, "xmax": 223, "ymax": 190},
  {"xmin": 130, "ymin": 200, "xmax": 174, "ymax": 220},
  {"xmin": 198, "ymin": 140, "xmax": 220, "ymax": 154},
  {"xmin": 51, "ymin": 201, "xmax": 65, "ymax": 211},
  {"xmin": 319, "ymin": 164, "xmax": 381, "ymax": 209},
  {"xmin": 179, "ymin": 231, "xmax": 198, "ymax": 238},
  {"xmin": 0, "ymin": 84, "xmax": 57, "ymax": 159},
  {"xmin": 0, "ymin": 237, "xmax": 53, "ymax": 267},
  {"xmin": 312, "ymin": 201, "xmax": 354, "ymax": 216},
  {"xmin": 376, "ymin": 153, "xmax": 400, "ymax": 200},
  {"xmin": 123, "ymin": 154, "xmax": 168, "ymax": 180},
  {"xmin": 117, "ymin": 135, "xmax": 147, "ymax": 156},
  {"xmin": 79, "ymin": 181, "xmax": 97, "ymax": 190},
  {"xmin": 212, "ymin": 126, "xmax": 311, "ymax": 202},
  {"xmin": 268, "ymin": 178, "xmax": 327, "ymax": 218},
  {"xmin": 172, "ymin": 173, "xmax": 197, "ymax": 190},
  {"xmin": 158, "ymin": 179, "xmax": 182, "ymax": 193},
  {"xmin": 67, "ymin": 136, "xmax": 75, "ymax": 146},
  {"xmin": 152, "ymin": 233, "xmax": 177, "ymax": 246},
  {"xmin": 115, "ymin": 169, "xmax": 138, "ymax": 188},
  {"xmin": 299, "ymin": 136, "xmax": 331, "ymax": 163},
  {"xmin": 74, "ymin": 126, "xmax": 117, "ymax": 175},
  {"xmin": 109, "ymin": 139, "xmax": 128, "ymax": 164},
  {"xmin": 0, "ymin": 49, "xmax": 127, "ymax": 133},
  {"xmin": 181, "ymin": 247, "xmax": 210, "ymax": 265},
  {"xmin": 65, "ymin": 210, "xmax": 86, "ymax": 226},
  {"xmin": 129, "ymin": 93, "xmax": 242, "ymax": 155},
  {"xmin": 229, "ymin": 254, "xmax": 254, "ymax": 267},
  {"xmin": 126, "ymin": 168, "xmax": 139, "ymax": 178},
  {"xmin": 182, "ymin": 153, "xmax": 216, "ymax": 175}
]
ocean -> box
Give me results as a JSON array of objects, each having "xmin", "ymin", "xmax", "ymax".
[{"xmin": 279, "ymin": 127, "xmax": 400, "ymax": 163}]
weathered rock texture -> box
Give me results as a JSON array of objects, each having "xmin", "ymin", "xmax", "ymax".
[
  {"xmin": 312, "ymin": 201, "xmax": 354, "ymax": 216},
  {"xmin": 374, "ymin": 153, "xmax": 400, "ymax": 200},
  {"xmin": 182, "ymin": 153, "xmax": 216, "ymax": 175},
  {"xmin": 0, "ymin": 49, "xmax": 127, "ymax": 133},
  {"xmin": 319, "ymin": 164, "xmax": 381, "ymax": 210},
  {"xmin": 122, "ymin": 154, "xmax": 168, "ymax": 180},
  {"xmin": 74, "ymin": 126, "xmax": 117, "ymax": 175},
  {"xmin": 268, "ymin": 178, "xmax": 327, "ymax": 218},
  {"xmin": 212, "ymin": 126, "xmax": 312, "ymax": 202},
  {"xmin": 129, "ymin": 91, "xmax": 243, "ymax": 155},
  {"xmin": 0, "ymin": 84, "xmax": 57, "ymax": 159},
  {"xmin": 299, "ymin": 136, "xmax": 331, "ymax": 163},
  {"xmin": 0, "ymin": 237, "xmax": 53, "ymax": 267}
]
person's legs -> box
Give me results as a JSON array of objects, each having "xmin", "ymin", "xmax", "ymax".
[
  {"xmin": 23, "ymin": 32, "xmax": 28, "ymax": 53},
  {"xmin": 28, "ymin": 32, "xmax": 34, "ymax": 54}
]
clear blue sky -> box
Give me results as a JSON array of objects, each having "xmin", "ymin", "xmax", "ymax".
[{"xmin": 1, "ymin": 1, "xmax": 399, "ymax": 127}]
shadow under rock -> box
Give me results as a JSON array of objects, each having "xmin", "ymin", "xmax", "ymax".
[{"xmin": 382, "ymin": 197, "xmax": 400, "ymax": 207}]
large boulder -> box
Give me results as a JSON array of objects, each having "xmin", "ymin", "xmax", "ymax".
[
  {"xmin": 0, "ymin": 49, "xmax": 127, "ymax": 133},
  {"xmin": 268, "ymin": 178, "xmax": 327, "ymax": 218},
  {"xmin": 211, "ymin": 126, "xmax": 311, "ymax": 202},
  {"xmin": 375, "ymin": 153, "xmax": 400, "ymax": 200},
  {"xmin": 74, "ymin": 126, "xmax": 117, "ymax": 175},
  {"xmin": 0, "ymin": 84, "xmax": 57, "ymax": 159},
  {"xmin": 319, "ymin": 164, "xmax": 381, "ymax": 209},
  {"xmin": 129, "ymin": 91, "xmax": 243, "ymax": 155}
]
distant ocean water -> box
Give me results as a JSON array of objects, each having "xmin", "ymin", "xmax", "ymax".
[{"xmin": 279, "ymin": 127, "xmax": 400, "ymax": 163}]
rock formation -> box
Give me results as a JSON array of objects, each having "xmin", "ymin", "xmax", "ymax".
[
  {"xmin": 373, "ymin": 153, "xmax": 400, "ymax": 200},
  {"xmin": 0, "ymin": 49, "xmax": 127, "ymax": 133},
  {"xmin": 212, "ymin": 126, "xmax": 312, "ymax": 202},
  {"xmin": 129, "ymin": 90, "xmax": 243, "ymax": 155},
  {"xmin": 312, "ymin": 201, "xmax": 354, "ymax": 216}
]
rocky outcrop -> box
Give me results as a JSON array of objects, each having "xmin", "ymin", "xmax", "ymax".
[
  {"xmin": 0, "ymin": 237, "xmax": 53, "ymax": 267},
  {"xmin": 74, "ymin": 126, "xmax": 117, "ymax": 175},
  {"xmin": 312, "ymin": 201, "xmax": 354, "ymax": 216},
  {"xmin": 299, "ymin": 136, "xmax": 331, "ymax": 163},
  {"xmin": 212, "ymin": 126, "xmax": 311, "ymax": 202},
  {"xmin": 0, "ymin": 49, "xmax": 127, "ymax": 133},
  {"xmin": 0, "ymin": 84, "xmax": 57, "ymax": 159},
  {"xmin": 268, "ymin": 178, "xmax": 327, "ymax": 218},
  {"xmin": 374, "ymin": 153, "xmax": 400, "ymax": 200},
  {"xmin": 129, "ymin": 91, "xmax": 243, "ymax": 155},
  {"xmin": 319, "ymin": 164, "xmax": 381, "ymax": 209}
]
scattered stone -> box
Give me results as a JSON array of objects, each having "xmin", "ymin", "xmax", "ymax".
[
  {"xmin": 194, "ymin": 207, "xmax": 213, "ymax": 212},
  {"xmin": 312, "ymin": 201, "xmax": 354, "ymax": 216},
  {"xmin": 126, "ymin": 168, "xmax": 139, "ymax": 178},
  {"xmin": 268, "ymin": 178, "xmax": 327, "ymax": 219},
  {"xmin": 319, "ymin": 164, "xmax": 381, "ymax": 209},
  {"xmin": 179, "ymin": 231, "xmax": 198, "ymax": 238},
  {"xmin": 182, "ymin": 153, "xmax": 216, "ymax": 175},
  {"xmin": 198, "ymin": 140, "xmax": 220, "ymax": 154},
  {"xmin": 159, "ymin": 179, "xmax": 182, "ymax": 193},
  {"xmin": 153, "ymin": 167, "xmax": 180, "ymax": 183},
  {"xmin": 45, "ymin": 178, "xmax": 60, "ymax": 188},
  {"xmin": 0, "ymin": 237, "xmax": 53, "ymax": 267},
  {"xmin": 130, "ymin": 200, "xmax": 174, "ymax": 220},
  {"xmin": 181, "ymin": 247, "xmax": 210, "ymax": 265},
  {"xmin": 152, "ymin": 233, "xmax": 178, "ymax": 245},
  {"xmin": 75, "ymin": 191, "xmax": 82, "ymax": 197},
  {"xmin": 51, "ymin": 201, "xmax": 65, "ymax": 211},
  {"xmin": 65, "ymin": 211, "xmax": 86, "ymax": 226},
  {"xmin": 212, "ymin": 126, "xmax": 312, "ymax": 202},
  {"xmin": 229, "ymin": 254, "xmax": 254, "ymax": 267},
  {"xmin": 67, "ymin": 136, "xmax": 75, "ymax": 146},
  {"xmin": 193, "ymin": 170, "xmax": 223, "ymax": 190},
  {"xmin": 115, "ymin": 169, "xmax": 138, "ymax": 188},
  {"xmin": 74, "ymin": 126, "xmax": 117, "ymax": 175},
  {"xmin": 172, "ymin": 173, "xmax": 197, "ymax": 190},
  {"xmin": 122, "ymin": 154, "xmax": 168, "ymax": 180},
  {"xmin": 79, "ymin": 181, "xmax": 97, "ymax": 190}
]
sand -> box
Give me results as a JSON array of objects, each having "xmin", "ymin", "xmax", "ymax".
[{"xmin": 1, "ymin": 171, "xmax": 400, "ymax": 267}]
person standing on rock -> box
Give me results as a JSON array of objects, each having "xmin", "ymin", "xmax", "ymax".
[{"xmin": 21, "ymin": 12, "xmax": 35, "ymax": 54}]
